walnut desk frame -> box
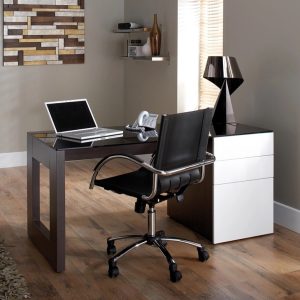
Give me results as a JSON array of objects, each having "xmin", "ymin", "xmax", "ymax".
[
  {"xmin": 27, "ymin": 124, "xmax": 273, "ymax": 272},
  {"xmin": 27, "ymin": 130, "xmax": 157, "ymax": 273}
]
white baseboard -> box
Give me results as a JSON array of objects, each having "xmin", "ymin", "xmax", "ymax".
[
  {"xmin": 0, "ymin": 152, "xmax": 27, "ymax": 168},
  {"xmin": 0, "ymin": 152, "xmax": 149, "ymax": 168},
  {"xmin": 274, "ymin": 201, "xmax": 300, "ymax": 234}
]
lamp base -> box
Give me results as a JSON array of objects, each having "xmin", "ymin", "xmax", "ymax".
[{"xmin": 212, "ymin": 81, "xmax": 236, "ymax": 125}]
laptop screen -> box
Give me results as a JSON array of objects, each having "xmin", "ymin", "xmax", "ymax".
[{"xmin": 46, "ymin": 100, "xmax": 97, "ymax": 133}]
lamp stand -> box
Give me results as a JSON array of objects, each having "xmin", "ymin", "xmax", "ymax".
[{"xmin": 212, "ymin": 80, "xmax": 236, "ymax": 125}]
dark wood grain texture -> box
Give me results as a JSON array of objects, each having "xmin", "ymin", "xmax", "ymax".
[
  {"xmin": 1, "ymin": 159, "xmax": 300, "ymax": 299},
  {"xmin": 27, "ymin": 132, "xmax": 157, "ymax": 272}
]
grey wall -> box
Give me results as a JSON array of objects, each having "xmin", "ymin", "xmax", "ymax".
[
  {"xmin": 0, "ymin": 0, "xmax": 125, "ymax": 153},
  {"xmin": 224, "ymin": 0, "xmax": 300, "ymax": 210},
  {"xmin": 124, "ymin": 0, "xmax": 178, "ymax": 123}
]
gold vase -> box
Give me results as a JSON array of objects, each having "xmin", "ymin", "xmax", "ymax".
[{"xmin": 150, "ymin": 14, "xmax": 161, "ymax": 56}]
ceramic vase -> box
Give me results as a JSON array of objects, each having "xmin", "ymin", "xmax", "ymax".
[{"xmin": 142, "ymin": 37, "xmax": 152, "ymax": 57}]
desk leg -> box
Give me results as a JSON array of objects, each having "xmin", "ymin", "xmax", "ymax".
[
  {"xmin": 49, "ymin": 149, "xmax": 65, "ymax": 272},
  {"xmin": 27, "ymin": 134, "xmax": 66, "ymax": 272}
]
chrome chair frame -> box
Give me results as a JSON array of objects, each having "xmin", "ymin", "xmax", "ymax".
[{"xmin": 90, "ymin": 152, "xmax": 215, "ymax": 282}]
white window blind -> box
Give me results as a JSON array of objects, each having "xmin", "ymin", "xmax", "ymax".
[
  {"xmin": 199, "ymin": 0, "xmax": 223, "ymax": 108},
  {"xmin": 178, "ymin": 0, "xmax": 223, "ymax": 111},
  {"xmin": 178, "ymin": 0, "xmax": 201, "ymax": 112}
]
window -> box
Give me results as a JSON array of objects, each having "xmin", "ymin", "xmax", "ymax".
[
  {"xmin": 199, "ymin": 0, "xmax": 223, "ymax": 108},
  {"xmin": 177, "ymin": 0, "xmax": 223, "ymax": 111}
]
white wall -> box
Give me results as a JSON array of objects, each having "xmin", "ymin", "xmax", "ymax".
[
  {"xmin": 224, "ymin": 0, "xmax": 300, "ymax": 212},
  {"xmin": 124, "ymin": 0, "xmax": 178, "ymax": 123},
  {"xmin": 0, "ymin": 1, "xmax": 125, "ymax": 153}
]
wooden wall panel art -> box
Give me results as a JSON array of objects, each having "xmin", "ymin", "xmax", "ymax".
[{"xmin": 3, "ymin": 0, "xmax": 85, "ymax": 66}]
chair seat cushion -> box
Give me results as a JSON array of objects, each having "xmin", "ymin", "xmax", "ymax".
[
  {"xmin": 94, "ymin": 167, "xmax": 202, "ymax": 200},
  {"xmin": 94, "ymin": 168, "xmax": 153, "ymax": 198}
]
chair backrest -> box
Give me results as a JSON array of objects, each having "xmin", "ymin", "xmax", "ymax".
[{"xmin": 154, "ymin": 109, "xmax": 213, "ymax": 171}]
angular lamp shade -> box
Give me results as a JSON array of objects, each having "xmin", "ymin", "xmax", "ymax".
[{"xmin": 203, "ymin": 56, "xmax": 244, "ymax": 125}]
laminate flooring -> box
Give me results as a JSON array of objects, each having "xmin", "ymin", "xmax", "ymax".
[{"xmin": 0, "ymin": 160, "xmax": 300, "ymax": 300}]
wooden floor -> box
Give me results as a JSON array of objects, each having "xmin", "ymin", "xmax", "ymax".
[{"xmin": 0, "ymin": 160, "xmax": 300, "ymax": 300}]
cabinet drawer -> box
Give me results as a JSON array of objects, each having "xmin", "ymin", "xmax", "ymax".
[
  {"xmin": 213, "ymin": 132, "xmax": 273, "ymax": 160},
  {"xmin": 213, "ymin": 178, "xmax": 273, "ymax": 244},
  {"xmin": 214, "ymin": 155, "xmax": 273, "ymax": 184}
]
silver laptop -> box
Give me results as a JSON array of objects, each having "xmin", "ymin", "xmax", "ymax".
[{"xmin": 45, "ymin": 99, "xmax": 123, "ymax": 141}]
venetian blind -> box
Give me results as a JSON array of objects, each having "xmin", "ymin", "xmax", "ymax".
[
  {"xmin": 199, "ymin": 0, "xmax": 223, "ymax": 108},
  {"xmin": 178, "ymin": 0, "xmax": 201, "ymax": 112}
]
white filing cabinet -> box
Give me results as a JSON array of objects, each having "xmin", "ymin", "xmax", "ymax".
[{"xmin": 167, "ymin": 124, "xmax": 274, "ymax": 244}]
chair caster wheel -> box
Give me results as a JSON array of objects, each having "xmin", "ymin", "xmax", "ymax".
[
  {"xmin": 197, "ymin": 247, "xmax": 209, "ymax": 262},
  {"xmin": 108, "ymin": 259, "xmax": 119, "ymax": 278},
  {"xmin": 107, "ymin": 240, "xmax": 116, "ymax": 255},
  {"xmin": 169, "ymin": 263, "xmax": 182, "ymax": 283},
  {"xmin": 170, "ymin": 270, "xmax": 182, "ymax": 282},
  {"xmin": 108, "ymin": 266, "xmax": 119, "ymax": 278}
]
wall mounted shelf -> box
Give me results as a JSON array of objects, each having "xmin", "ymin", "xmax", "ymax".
[
  {"xmin": 114, "ymin": 26, "xmax": 169, "ymax": 63},
  {"xmin": 121, "ymin": 55, "xmax": 169, "ymax": 62},
  {"xmin": 113, "ymin": 28, "xmax": 151, "ymax": 33}
]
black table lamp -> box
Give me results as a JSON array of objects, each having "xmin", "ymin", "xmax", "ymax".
[{"xmin": 203, "ymin": 56, "xmax": 244, "ymax": 125}]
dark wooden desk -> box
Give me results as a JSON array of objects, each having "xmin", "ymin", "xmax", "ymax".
[{"xmin": 27, "ymin": 130, "xmax": 157, "ymax": 272}]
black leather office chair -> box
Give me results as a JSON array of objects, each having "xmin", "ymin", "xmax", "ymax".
[{"xmin": 90, "ymin": 109, "xmax": 215, "ymax": 282}]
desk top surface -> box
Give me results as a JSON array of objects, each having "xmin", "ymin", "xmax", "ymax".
[
  {"xmin": 28, "ymin": 123, "xmax": 272, "ymax": 152},
  {"xmin": 28, "ymin": 126, "xmax": 158, "ymax": 151},
  {"xmin": 211, "ymin": 123, "xmax": 272, "ymax": 137}
]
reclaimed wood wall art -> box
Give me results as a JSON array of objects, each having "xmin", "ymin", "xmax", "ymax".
[{"xmin": 3, "ymin": 0, "xmax": 85, "ymax": 66}]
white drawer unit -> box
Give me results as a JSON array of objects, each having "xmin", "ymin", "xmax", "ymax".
[
  {"xmin": 213, "ymin": 132, "xmax": 274, "ymax": 243},
  {"xmin": 214, "ymin": 178, "xmax": 273, "ymax": 243},
  {"xmin": 167, "ymin": 124, "xmax": 274, "ymax": 244},
  {"xmin": 214, "ymin": 155, "xmax": 273, "ymax": 185},
  {"xmin": 213, "ymin": 132, "xmax": 274, "ymax": 160}
]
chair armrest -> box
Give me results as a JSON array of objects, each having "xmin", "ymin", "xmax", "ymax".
[
  {"xmin": 89, "ymin": 154, "xmax": 153, "ymax": 189},
  {"xmin": 89, "ymin": 152, "xmax": 215, "ymax": 198},
  {"xmin": 153, "ymin": 152, "xmax": 215, "ymax": 176},
  {"xmin": 142, "ymin": 152, "xmax": 215, "ymax": 200}
]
